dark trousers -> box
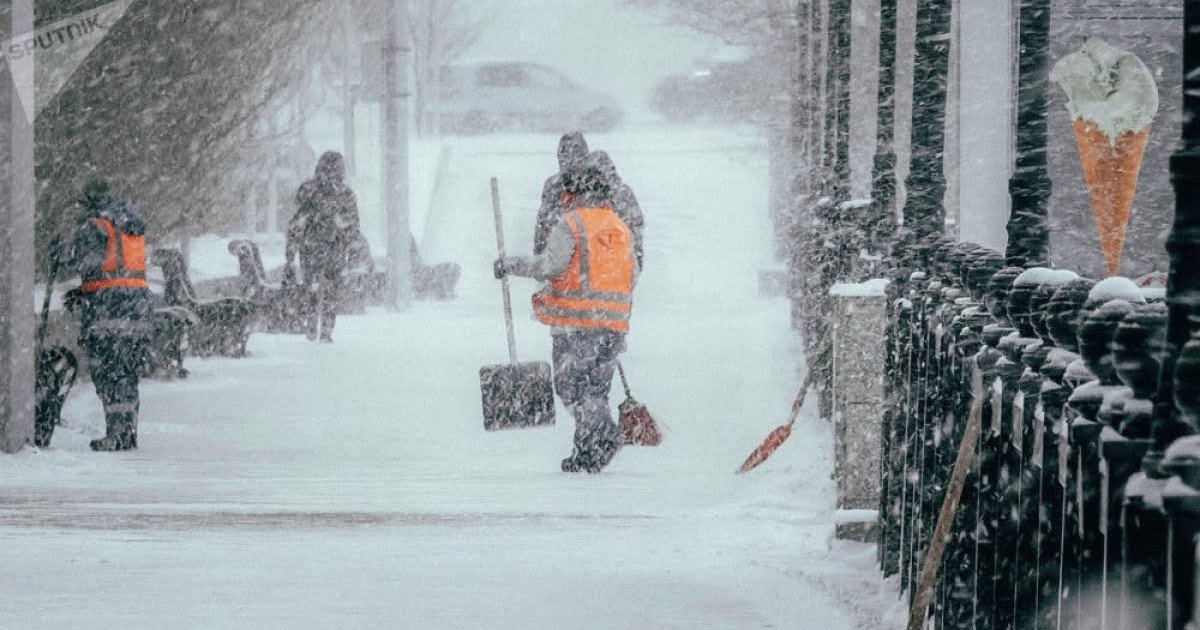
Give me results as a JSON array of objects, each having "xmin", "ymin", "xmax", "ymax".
[
  {"xmin": 301, "ymin": 261, "xmax": 343, "ymax": 340},
  {"xmin": 84, "ymin": 334, "xmax": 144, "ymax": 419},
  {"xmin": 551, "ymin": 329, "xmax": 623, "ymax": 454}
]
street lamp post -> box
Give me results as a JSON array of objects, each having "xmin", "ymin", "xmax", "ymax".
[
  {"xmin": 0, "ymin": 0, "xmax": 36, "ymax": 453},
  {"xmin": 384, "ymin": 0, "xmax": 412, "ymax": 310}
]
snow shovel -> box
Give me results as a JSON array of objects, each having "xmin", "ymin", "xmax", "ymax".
[
  {"xmin": 479, "ymin": 177, "xmax": 555, "ymax": 431},
  {"xmin": 736, "ymin": 370, "xmax": 815, "ymax": 473},
  {"xmin": 616, "ymin": 361, "xmax": 661, "ymax": 446},
  {"xmin": 35, "ymin": 238, "xmax": 79, "ymax": 448}
]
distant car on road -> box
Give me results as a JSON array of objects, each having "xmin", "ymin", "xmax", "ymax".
[
  {"xmin": 651, "ymin": 59, "xmax": 775, "ymax": 125},
  {"xmin": 436, "ymin": 62, "xmax": 624, "ymax": 135}
]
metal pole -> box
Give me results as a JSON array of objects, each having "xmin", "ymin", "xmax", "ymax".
[
  {"xmin": 384, "ymin": 0, "xmax": 412, "ymax": 310},
  {"xmin": 0, "ymin": 0, "xmax": 36, "ymax": 452}
]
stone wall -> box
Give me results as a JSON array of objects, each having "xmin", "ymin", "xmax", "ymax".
[{"xmin": 831, "ymin": 280, "xmax": 889, "ymax": 541}]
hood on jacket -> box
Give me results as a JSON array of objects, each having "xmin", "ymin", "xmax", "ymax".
[
  {"xmin": 315, "ymin": 151, "xmax": 346, "ymax": 182},
  {"xmin": 587, "ymin": 150, "xmax": 621, "ymax": 186},
  {"xmin": 557, "ymin": 132, "xmax": 589, "ymax": 172}
]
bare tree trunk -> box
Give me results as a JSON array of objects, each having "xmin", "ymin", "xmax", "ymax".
[
  {"xmin": 815, "ymin": 0, "xmax": 829, "ymax": 193},
  {"xmin": 828, "ymin": 0, "xmax": 852, "ymax": 201},
  {"xmin": 767, "ymin": 1, "xmax": 798, "ymax": 258},
  {"xmin": 870, "ymin": 0, "xmax": 900, "ymax": 245},
  {"xmin": 822, "ymin": 0, "xmax": 839, "ymax": 195},
  {"xmin": 788, "ymin": 0, "xmax": 818, "ymax": 333},
  {"xmin": 1004, "ymin": 0, "xmax": 1052, "ymax": 266},
  {"xmin": 1155, "ymin": 0, "xmax": 1200, "ymax": 453},
  {"xmin": 793, "ymin": 0, "xmax": 816, "ymax": 200},
  {"xmin": 901, "ymin": 0, "xmax": 954, "ymax": 242}
]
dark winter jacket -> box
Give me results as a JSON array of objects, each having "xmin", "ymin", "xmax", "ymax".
[
  {"xmin": 288, "ymin": 151, "xmax": 361, "ymax": 273},
  {"xmin": 533, "ymin": 132, "xmax": 589, "ymax": 255},
  {"xmin": 66, "ymin": 195, "xmax": 155, "ymax": 344},
  {"xmin": 588, "ymin": 151, "xmax": 644, "ymax": 269}
]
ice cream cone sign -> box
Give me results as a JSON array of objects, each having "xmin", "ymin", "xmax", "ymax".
[{"xmin": 1051, "ymin": 38, "xmax": 1159, "ymax": 277}]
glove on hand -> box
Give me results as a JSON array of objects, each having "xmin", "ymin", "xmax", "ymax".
[{"xmin": 493, "ymin": 257, "xmax": 509, "ymax": 280}]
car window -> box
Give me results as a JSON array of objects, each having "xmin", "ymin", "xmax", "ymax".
[{"xmin": 476, "ymin": 65, "xmax": 528, "ymax": 88}]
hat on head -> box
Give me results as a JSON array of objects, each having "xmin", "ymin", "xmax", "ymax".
[
  {"xmin": 562, "ymin": 165, "xmax": 610, "ymax": 201},
  {"xmin": 78, "ymin": 178, "xmax": 112, "ymax": 208}
]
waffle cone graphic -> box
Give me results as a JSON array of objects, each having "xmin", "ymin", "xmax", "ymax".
[{"xmin": 1071, "ymin": 118, "xmax": 1149, "ymax": 277}]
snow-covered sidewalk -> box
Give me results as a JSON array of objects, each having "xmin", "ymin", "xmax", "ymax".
[{"xmin": 0, "ymin": 128, "xmax": 894, "ymax": 628}]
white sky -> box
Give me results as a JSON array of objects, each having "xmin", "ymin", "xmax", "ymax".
[{"xmin": 464, "ymin": 0, "xmax": 730, "ymax": 119}]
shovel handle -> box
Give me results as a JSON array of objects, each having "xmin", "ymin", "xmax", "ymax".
[
  {"xmin": 38, "ymin": 236, "xmax": 64, "ymax": 350},
  {"xmin": 490, "ymin": 177, "xmax": 518, "ymax": 364}
]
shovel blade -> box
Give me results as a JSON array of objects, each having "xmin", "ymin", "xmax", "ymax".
[{"xmin": 480, "ymin": 361, "xmax": 556, "ymax": 431}]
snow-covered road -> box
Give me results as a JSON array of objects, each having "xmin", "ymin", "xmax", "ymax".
[{"xmin": 1, "ymin": 127, "xmax": 894, "ymax": 628}]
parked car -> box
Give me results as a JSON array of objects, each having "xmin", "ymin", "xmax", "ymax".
[{"xmin": 435, "ymin": 62, "xmax": 623, "ymax": 134}]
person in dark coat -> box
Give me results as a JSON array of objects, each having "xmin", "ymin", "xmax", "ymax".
[
  {"xmin": 64, "ymin": 179, "xmax": 155, "ymax": 451},
  {"xmin": 532, "ymin": 131, "xmax": 589, "ymax": 256},
  {"xmin": 587, "ymin": 150, "xmax": 644, "ymax": 270},
  {"xmin": 287, "ymin": 151, "xmax": 361, "ymax": 342}
]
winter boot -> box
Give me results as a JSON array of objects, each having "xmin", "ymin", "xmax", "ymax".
[
  {"xmin": 562, "ymin": 425, "xmax": 622, "ymax": 474},
  {"xmin": 585, "ymin": 429, "xmax": 621, "ymax": 473},
  {"xmin": 90, "ymin": 413, "xmax": 136, "ymax": 452},
  {"xmin": 561, "ymin": 450, "xmax": 590, "ymax": 473}
]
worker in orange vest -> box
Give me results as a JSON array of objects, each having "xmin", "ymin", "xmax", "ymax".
[
  {"xmin": 64, "ymin": 179, "xmax": 155, "ymax": 451},
  {"xmin": 494, "ymin": 165, "xmax": 639, "ymax": 473}
]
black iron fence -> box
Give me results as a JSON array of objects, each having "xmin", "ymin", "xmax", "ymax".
[{"xmin": 860, "ymin": 237, "xmax": 1200, "ymax": 629}]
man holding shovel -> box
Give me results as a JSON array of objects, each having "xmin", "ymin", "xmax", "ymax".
[{"xmin": 494, "ymin": 166, "xmax": 639, "ymax": 473}]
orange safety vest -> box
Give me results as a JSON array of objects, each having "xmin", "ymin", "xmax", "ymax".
[
  {"xmin": 81, "ymin": 217, "xmax": 148, "ymax": 293},
  {"xmin": 532, "ymin": 206, "xmax": 633, "ymax": 333}
]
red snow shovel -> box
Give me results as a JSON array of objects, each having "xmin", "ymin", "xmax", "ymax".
[
  {"xmin": 616, "ymin": 361, "xmax": 661, "ymax": 446},
  {"xmin": 736, "ymin": 371, "xmax": 815, "ymax": 473},
  {"xmin": 479, "ymin": 177, "xmax": 556, "ymax": 431}
]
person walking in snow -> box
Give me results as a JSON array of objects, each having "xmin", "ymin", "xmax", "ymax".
[
  {"xmin": 494, "ymin": 165, "xmax": 639, "ymax": 473},
  {"xmin": 532, "ymin": 131, "xmax": 590, "ymax": 256},
  {"xmin": 63, "ymin": 179, "xmax": 155, "ymax": 451},
  {"xmin": 287, "ymin": 151, "xmax": 362, "ymax": 342}
]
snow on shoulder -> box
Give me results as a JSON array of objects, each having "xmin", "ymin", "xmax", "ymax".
[
  {"xmin": 1050, "ymin": 37, "xmax": 1159, "ymax": 142},
  {"xmin": 830, "ymin": 278, "xmax": 890, "ymax": 297}
]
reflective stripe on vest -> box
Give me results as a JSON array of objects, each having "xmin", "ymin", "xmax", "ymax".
[
  {"xmin": 532, "ymin": 206, "xmax": 633, "ymax": 333},
  {"xmin": 81, "ymin": 217, "xmax": 148, "ymax": 293}
]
